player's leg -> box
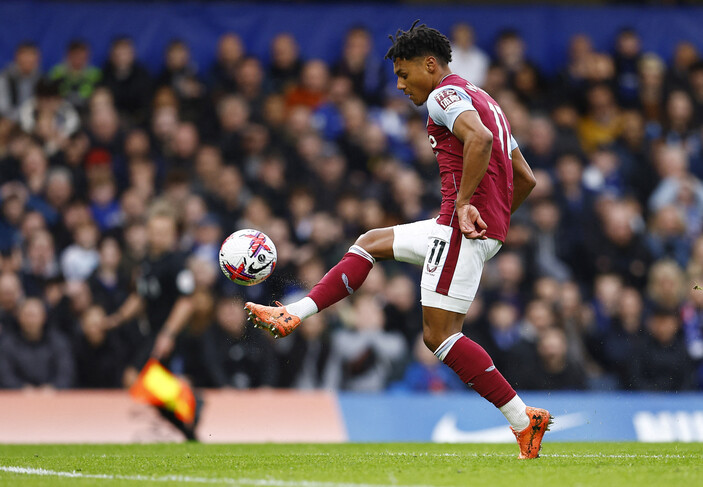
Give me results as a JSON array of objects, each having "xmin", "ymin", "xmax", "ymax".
[
  {"xmin": 421, "ymin": 300, "xmax": 524, "ymax": 426},
  {"xmin": 245, "ymin": 220, "xmax": 433, "ymax": 337},
  {"xmin": 423, "ymin": 298, "xmax": 552, "ymax": 458},
  {"xmin": 420, "ymin": 225, "xmax": 551, "ymax": 458}
]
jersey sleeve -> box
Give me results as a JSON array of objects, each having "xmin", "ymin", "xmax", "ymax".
[
  {"xmin": 426, "ymin": 86, "xmax": 476, "ymax": 132},
  {"xmin": 173, "ymin": 254, "xmax": 195, "ymax": 297},
  {"xmin": 510, "ymin": 135, "xmax": 519, "ymax": 151},
  {"xmin": 176, "ymin": 269, "xmax": 195, "ymax": 296}
]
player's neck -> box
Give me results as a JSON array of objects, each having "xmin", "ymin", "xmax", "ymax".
[{"xmin": 433, "ymin": 67, "xmax": 454, "ymax": 89}]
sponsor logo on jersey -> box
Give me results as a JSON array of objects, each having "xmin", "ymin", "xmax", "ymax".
[{"xmin": 434, "ymin": 89, "xmax": 461, "ymax": 111}]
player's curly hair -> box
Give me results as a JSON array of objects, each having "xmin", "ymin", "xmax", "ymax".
[{"xmin": 384, "ymin": 20, "xmax": 452, "ymax": 64}]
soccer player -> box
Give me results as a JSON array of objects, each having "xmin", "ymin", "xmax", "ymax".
[{"xmin": 246, "ymin": 22, "xmax": 551, "ymax": 458}]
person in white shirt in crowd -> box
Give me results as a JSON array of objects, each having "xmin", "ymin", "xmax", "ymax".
[{"xmin": 448, "ymin": 23, "xmax": 489, "ymax": 88}]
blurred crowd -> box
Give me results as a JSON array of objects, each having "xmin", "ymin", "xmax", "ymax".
[{"xmin": 1, "ymin": 23, "xmax": 702, "ymax": 394}]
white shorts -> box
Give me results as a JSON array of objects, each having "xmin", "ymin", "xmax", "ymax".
[{"xmin": 392, "ymin": 218, "xmax": 502, "ymax": 314}]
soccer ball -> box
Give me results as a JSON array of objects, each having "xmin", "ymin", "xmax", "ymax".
[{"xmin": 219, "ymin": 229, "xmax": 277, "ymax": 286}]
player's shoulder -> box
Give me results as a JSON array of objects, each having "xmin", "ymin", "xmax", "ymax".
[
  {"xmin": 429, "ymin": 75, "xmax": 487, "ymax": 109},
  {"xmin": 156, "ymin": 250, "xmax": 189, "ymax": 271}
]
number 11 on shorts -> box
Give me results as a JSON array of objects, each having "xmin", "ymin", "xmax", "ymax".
[{"xmin": 426, "ymin": 238, "xmax": 447, "ymax": 274}]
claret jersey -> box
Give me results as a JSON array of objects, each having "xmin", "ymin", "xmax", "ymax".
[{"xmin": 426, "ymin": 74, "xmax": 518, "ymax": 242}]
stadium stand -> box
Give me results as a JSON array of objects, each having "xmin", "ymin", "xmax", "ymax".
[{"xmin": 0, "ymin": 2, "xmax": 702, "ymax": 396}]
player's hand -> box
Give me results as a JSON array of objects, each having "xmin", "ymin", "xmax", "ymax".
[
  {"xmin": 103, "ymin": 314, "xmax": 122, "ymax": 331},
  {"xmin": 456, "ymin": 202, "xmax": 487, "ymax": 239},
  {"xmin": 151, "ymin": 332, "xmax": 175, "ymax": 360}
]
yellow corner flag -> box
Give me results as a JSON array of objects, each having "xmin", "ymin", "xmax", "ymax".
[{"xmin": 129, "ymin": 359, "xmax": 196, "ymax": 424}]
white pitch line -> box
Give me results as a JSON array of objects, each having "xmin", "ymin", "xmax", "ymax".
[
  {"xmin": 374, "ymin": 452, "xmax": 701, "ymax": 459},
  {"xmin": 0, "ymin": 466, "xmax": 433, "ymax": 487},
  {"xmin": 542, "ymin": 453, "xmax": 698, "ymax": 459}
]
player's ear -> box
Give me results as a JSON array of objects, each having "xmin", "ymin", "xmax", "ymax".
[{"xmin": 425, "ymin": 56, "xmax": 436, "ymax": 73}]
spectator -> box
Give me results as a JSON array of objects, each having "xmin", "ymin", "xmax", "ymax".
[
  {"xmin": 665, "ymin": 41, "xmax": 698, "ymax": 93},
  {"xmin": 209, "ymin": 33, "xmax": 245, "ymax": 98},
  {"xmin": 582, "ymin": 148, "xmax": 626, "ymax": 198},
  {"xmin": 44, "ymin": 167, "xmax": 74, "ymax": 215},
  {"xmin": 688, "ymin": 61, "xmax": 703, "ymax": 126},
  {"xmin": 274, "ymin": 312, "xmax": 330, "ymax": 389},
  {"xmin": 383, "ymin": 274, "xmax": 422, "ymax": 347},
  {"xmin": 390, "ymin": 333, "xmax": 466, "ymax": 392},
  {"xmin": 645, "ymin": 259, "xmax": 688, "ymax": 312},
  {"xmin": 100, "ymin": 36, "xmax": 153, "ymax": 125},
  {"xmin": 324, "ymin": 293, "xmax": 406, "ymax": 391},
  {"xmin": 614, "ymin": 110, "xmax": 658, "ymax": 206},
  {"xmin": 0, "ymin": 42, "xmax": 42, "ymax": 120},
  {"xmin": 613, "ymin": 28, "xmax": 642, "ymax": 108},
  {"xmin": 0, "ymin": 297, "xmax": 74, "ymax": 389},
  {"xmin": 87, "ymin": 235, "xmax": 131, "ymax": 315},
  {"xmin": 637, "ymin": 54, "xmax": 666, "ymax": 127},
  {"xmin": 520, "ymin": 115, "xmax": 557, "ymax": 170},
  {"xmin": 494, "ymin": 29, "xmax": 533, "ymax": 77},
  {"xmin": 73, "ymin": 305, "xmax": 126, "ymax": 388},
  {"xmin": 529, "ymin": 199, "xmax": 571, "ymax": 282},
  {"xmin": 648, "ymin": 145, "xmax": 703, "ymax": 239},
  {"xmin": 157, "ymin": 39, "xmax": 206, "ymax": 122},
  {"xmin": 448, "ymin": 23, "xmax": 489, "ymax": 87},
  {"xmin": 216, "ymin": 94, "xmax": 249, "ymax": 163},
  {"xmin": 333, "ymin": 26, "xmax": 386, "ymax": 106},
  {"xmin": 600, "ymin": 287, "xmax": 645, "ymax": 388},
  {"xmin": 89, "ymin": 175, "xmax": 121, "ymax": 232},
  {"xmin": 533, "ymin": 327, "xmax": 588, "ymax": 390},
  {"xmin": 0, "ymin": 271, "xmax": 23, "ymax": 333},
  {"xmin": 578, "ymin": 83, "xmax": 622, "ymax": 153},
  {"xmin": 268, "ymin": 33, "xmax": 303, "ymax": 94},
  {"xmin": 200, "ymin": 297, "xmax": 277, "ymax": 388},
  {"xmin": 645, "ymin": 205, "xmax": 691, "ymax": 267},
  {"xmin": 285, "ymin": 59, "xmax": 329, "ymax": 110},
  {"xmin": 467, "ymin": 300, "xmax": 522, "ymax": 376},
  {"xmin": 553, "ymin": 153, "xmax": 597, "ymax": 283},
  {"xmin": 18, "ymin": 79, "xmax": 80, "ymax": 154},
  {"xmin": 555, "ymin": 34, "xmax": 593, "ymax": 107},
  {"xmin": 234, "ymin": 57, "xmax": 268, "ymax": 119},
  {"xmin": 590, "ymin": 200, "xmax": 651, "ymax": 288},
  {"xmin": 662, "ymin": 90, "xmax": 697, "ymax": 147},
  {"xmin": 688, "ymin": 235, "xmax": 703, "ymax": 277},
  {"xmin": 0, "ymin": 187, "xmax": 25, "ymax": 254},
  {"xmin": 628, "ymin": 307, "xmax": 695, "ymax": 391},
  {"xmin": 49, "ymin": 40, "xmax": 101, "ymax": 112},
  {"xmin": 681, "ymin": 279, "xmax": 703, "ymax": 388},
  {"xmin": 21, "ymin": 229, "xmax": 60, "ymax": 297},
  {"xmin": 60, "ymin": 221, "xmax": 100, "ymax": 281}
]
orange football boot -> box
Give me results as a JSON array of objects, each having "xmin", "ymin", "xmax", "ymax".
[
  {"xmin": 244, "ymin": 301, "xmax": 301, "ymax": 338},
  {"xmin": 511, "ymin": 406, "xmax": 553, "ymax": 459}
]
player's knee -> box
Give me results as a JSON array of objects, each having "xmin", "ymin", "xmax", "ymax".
[
  {"xmin": 354, "ymin": 230, "xmax": 378, "ymax": 250},
  {"xmin": 422, "ymin": 328, "xmax": 442, "ymax": 353},
  {"xmin": 354, "ymin": 229, "xmax": 392, "ymax": 260}
]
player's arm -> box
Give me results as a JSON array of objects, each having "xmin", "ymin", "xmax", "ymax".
[
  {"xmin": 105, "ymin": 293, "xmax": 144, "ymax": 330},
  {"xmin": 151, "ymin": 267, "xmax": 196, "ymax": 360},
  {"xmin": 152, "ymin": 296, "xmax": 194, "ymax": 360},
  {"xmin": 452, "ymin": 110, "xmax": 493, "ymax": 239},
  {"xmin": 510, "ymin": 146, "xmax": 537, "ymax": 214}
]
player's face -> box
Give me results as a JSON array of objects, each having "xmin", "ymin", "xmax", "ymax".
[
  {"xmin": 393, "ymin": 57, "xmax": 435, "ymax": 106},
  {"xmin": 148, "ymin": 215, "xmax": 177, "ymax": 255}
]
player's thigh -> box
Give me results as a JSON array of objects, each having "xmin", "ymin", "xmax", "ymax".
[
  {"xmin": 420, "ymin": 225, "xmax": 501, "ymax": 302},
  {"xmin": 390, "ymin": 218, "xmax": 436, "ymax": 265},
  {"xmin": 355, "ymin": 227, "xmax": 395, "ymax": 260}
]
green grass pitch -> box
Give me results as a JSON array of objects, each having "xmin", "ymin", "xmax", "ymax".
[{"xmin": 0, "ymin": 443, "xmax": 701, "ymax": 486}]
